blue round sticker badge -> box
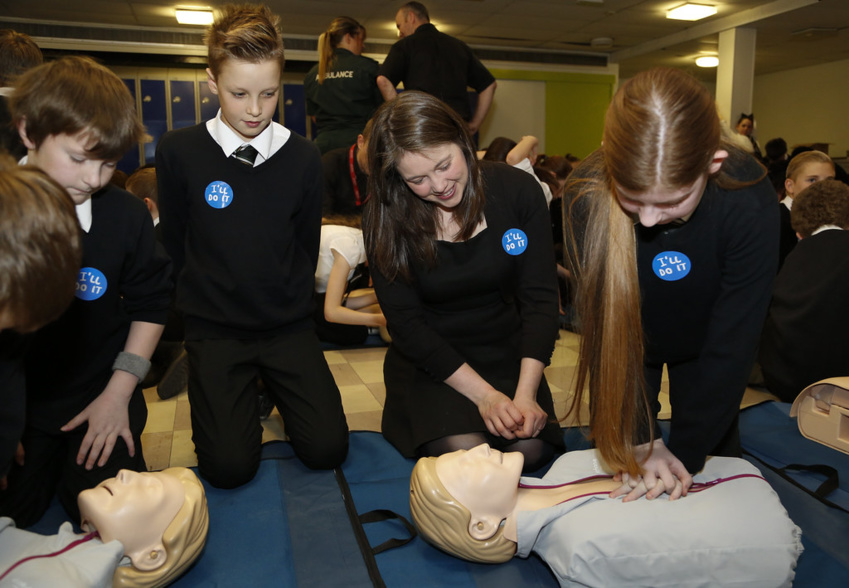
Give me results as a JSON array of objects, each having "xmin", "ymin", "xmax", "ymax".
[
  {"xmin": 205, "ymin": 181, "xmax": 234, "ymax": 209},
  {"xmin": 502, "ymin": 228, "xmax": 528, "ymax": 256},
  {"xmin": 76, "ymin": 267, "xmax": 108, "ymax": 301},
  {"xmin": 652, "ymin": 251, "xmax": 692, "ymax": 281}
]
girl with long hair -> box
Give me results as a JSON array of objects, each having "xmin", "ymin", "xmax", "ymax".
[
  {"xmin": 364, "ymin": 92, "xmax": 563, "ymax": 471},
  {"xmin": 304, "ymin": 16, "xmax": 383, "ymax": 154},
  {"xmin": 564, "ymin": 68, "xmax": 778, "ymax": 500}
]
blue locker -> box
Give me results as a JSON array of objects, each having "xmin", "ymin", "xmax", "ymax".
[
  {"xmin": 140, "ymin": 79, "xmax": 167, "ymax": 165},
  {"xmin": 170, "ymin": 80, "xmax": 197, "ymax": 130}
]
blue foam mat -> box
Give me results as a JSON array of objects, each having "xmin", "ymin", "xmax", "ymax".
[{"xmin": 23, "ymin": 407, "xmax": 849, "ymax": 587}]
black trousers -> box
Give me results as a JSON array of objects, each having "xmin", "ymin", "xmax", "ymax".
[
  {"xmin": 185, "ymin": 328, "xmax": 349, "ymax": 488},
  {"xmin": 0, "ymin": 387, "xmax": 147, "ymax": 528}
]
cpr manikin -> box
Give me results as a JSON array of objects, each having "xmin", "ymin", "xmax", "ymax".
[
  {"xmin": 410, "ymin": 444, "xmax": 803, "ymax": 587},
  {"xmin": 0, "ymin": 467, "xmax": 208, "ymax": 588}
]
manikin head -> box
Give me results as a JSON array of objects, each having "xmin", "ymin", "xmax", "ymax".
[
  {"xmin": 409, "ymin": 444, "xmax": 520, "ymax": 563},
  {"xmin": 78, "ymin": 467, "xmax": 208, "ymax": 588}
]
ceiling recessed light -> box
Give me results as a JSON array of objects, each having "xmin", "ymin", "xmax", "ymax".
[
  {"xmin": 175, "ymin": 9, "xmax": 214, "ymax": 26},
  {"xmin": 695, "ymin": 56, "xmax": 719, "ymax": 67},
  {"xmin": 667, "ymin": 3, "xmax": 717, "ymax": 21}
]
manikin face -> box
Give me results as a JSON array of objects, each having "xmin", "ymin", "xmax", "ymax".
[
  {"xmin": 435, "ymin": 444, "xmax": 523, "ymax": 539},
  {"xmin": 785, "ymin": 161, "xmax": 835, "ymax": 199},
  {"xmin": 396, "ymin": 143, "xmax": 468, "ymax": 211},
  {"xmin": 736, "ymin": 118, "xmax": 753, "ymax": 136},
  {"xmin": 20, "ymin": 131, "xmax": 117, "ymax": 205},
  {"xmin": 614, "ymin": 149, "xmax": 728, "ymax": 228},
  {"xmin": 79, "ymin": 469, "xmax": 185, "ymax": 571},
  {"xmin": 207, "ymin": 58, "xmax": 280, "ymax": 143}
]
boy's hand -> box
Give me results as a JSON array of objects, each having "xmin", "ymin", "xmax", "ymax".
[{"xmin": 61, "ymin": 370, "xmax": 137, "ymax": 470}]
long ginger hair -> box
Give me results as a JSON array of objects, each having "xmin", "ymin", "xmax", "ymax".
[{"xmin": 564, "ymin": 67, "xmax": 760, "ymax": 476}]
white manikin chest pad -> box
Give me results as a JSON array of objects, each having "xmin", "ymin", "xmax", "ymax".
[{"xmin": 516, "ymin": 450, "xmax": 803, "ymax": 588}]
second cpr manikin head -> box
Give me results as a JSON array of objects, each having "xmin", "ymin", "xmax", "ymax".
[{"xmin": 79, "ymin": 469, "xmax": 185, "ymax": 571}]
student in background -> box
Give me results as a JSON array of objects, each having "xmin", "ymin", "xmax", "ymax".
[
  {"xmin": 157, "ymin": 4, "xmax": 348, "ymax": 489},
  {"xmin": 0, "ymin": 30, "xmax": 42, "ymax": 159},
  {"xmin": 760, "ymin": 178, "xmax": 849, "ymax": 401},
  {"xmin": 314, "ymin": 215, "xmax": 385, "ymax": 346},
  {"xmin": 778, "ymin": 150, "xmax": 834, "ymax": 269},
  {"xmin": 1, "ymin": 56, "xmax": 172, "ymax": 527}
]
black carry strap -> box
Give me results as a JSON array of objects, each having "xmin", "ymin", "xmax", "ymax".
[
  {"xmin": 358, "ymin": 509, "xmax": 418, "ymax": 554},
  {"xmin": 743, "ymin": 450, "xmax": 849, "ymax": 515},
  {"xmin": 334, "ymin": 468, "xmax": 418, "ymax": 588}
]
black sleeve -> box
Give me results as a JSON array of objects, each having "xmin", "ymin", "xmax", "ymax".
[{"xmin": 667, "ymin": 179, "xmax": 779, "ymax": 473}]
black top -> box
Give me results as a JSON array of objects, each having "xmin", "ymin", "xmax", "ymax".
[
  {"xmin": 777, "ymin": 202, "xmax": 797, "ymax": 270},
  {"xmin": 760, "ymin": 229, "xmax": 849, "ymax": 402},
  {"xmin": 321, "ymin": 144, "xmax": 368, "ymax": 217},
  {"xmin": 565, "ymin": 150, "xmax": 778, "ymax": 473},
  {"xmin": 156, "ymin": 124, "xmax": 324, "ymax": 339},
  {"xmin": 305, "ymin": 48, "xmax": 382, "ymax": 154},
  {"xmin": 0, "ymin": 332, "xmax": 29, "ymax": 477},
  {"xmin": 372, "ymin": 162, "xmax": 563, "ymax": 455},
  {"xmin": 636, "ymin": 154, "xmax": 778, "ymax": 472},
  {"xmin": 378, "ymin": 23, "xmax": 495, "ymax": 121},
  {"xmin": 25, "ymin": 186, "xmax": 172, "ymax": 431}
]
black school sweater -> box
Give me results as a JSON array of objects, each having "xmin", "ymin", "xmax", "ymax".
[
  {"xmin": 25, "ymin": 186, "xmax": 172, "ymax": 430},
  {"xmin": 157, "ymin": 124, "xmax": 324, "ymax": 339}
]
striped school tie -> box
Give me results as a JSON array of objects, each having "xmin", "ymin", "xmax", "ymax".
[{"xmin": 232, "ymin": 144, "xmax": 258, "ymax": 166}]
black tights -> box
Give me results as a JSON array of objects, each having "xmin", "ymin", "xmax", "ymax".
[{"xmin": 418, "ymin": 432, "xmax": 555, "ymax": 472}]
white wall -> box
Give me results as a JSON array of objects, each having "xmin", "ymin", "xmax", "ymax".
[
  {"xmin": 478, "ymin": 79, "xmax": 546, "ymax": 153},
  {"xmin": 754, "ymin": 58, "xmax": 849, "ymax": 159}
]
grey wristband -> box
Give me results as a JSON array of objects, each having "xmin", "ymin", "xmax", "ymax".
[{"xmin": 112, "ymin": 351, "xmax": 151, "ymax": 381}]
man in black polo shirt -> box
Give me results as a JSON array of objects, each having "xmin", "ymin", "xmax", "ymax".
[{"xmin": 377, "ymin": 2, "xmax": 497, "ymax": 134}]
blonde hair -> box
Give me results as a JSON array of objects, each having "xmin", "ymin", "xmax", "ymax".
[
  {"xmin": 317, "ymin": 17, "xmax": 364, "ymax": 84},
  {"xmin": 205, "ymin": 4, "xmax": 285, "ymax": 77},
  {"xmin": 785, "ymin": 150, "xmax": 833, "ymax": 181},
  {"xmin": 0, "ymin": 155, "xmax": 81, "ymax": 332},
  {"xmin": 113, "ymin": 468, "xmax": 209, "ymax": 588},
  {"xmin": 564, "ymin": 68, "xmax": 761, "ymax": 476},
  {"xmin": 409, "ymin": 457, "xmax": 516, "ymax": 564}
]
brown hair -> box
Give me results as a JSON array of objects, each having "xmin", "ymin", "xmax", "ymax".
[
  {"xmin": 9, "ymin": 56, "xmax": 144, "ymax": 161},
  {"xmin": 0, "ymin": 154, "xmax": 81, "ymax": 332},
  {"xmin": 564, "ymin": 67, "xmax": 761, "ymax": 476},
  {"xmin": 206, "ymin": 4, "xmax": 285, "ymax": 77},
  {"xmin": 363, "ymin": 91, "xmax": 484, "ymax": 283},
  {"xmin": 317, "ymin": 17, "xmax": 364, "ymax": 84},
  {"xmin": 791, "ymin": 178, "xmax": 849, "ymax": 237},
  {"xmin": 0, "ymin": 29, "xmax": 42, "ymax": 86},
  {"xmin": 126, "ymin": 167, "xmax": 158, "ymax": 205}
]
